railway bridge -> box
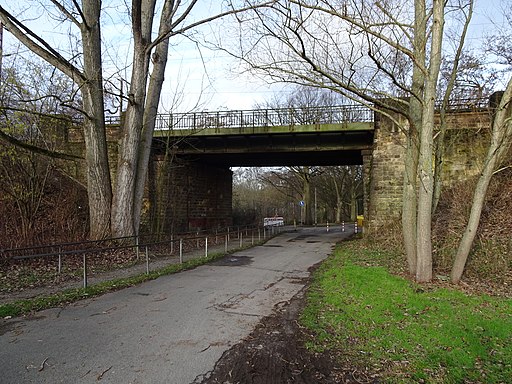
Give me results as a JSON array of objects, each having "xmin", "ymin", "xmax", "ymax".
[
  {"xmin": 127, "ymin": 101, "xmax": 491, "ymax": 232},
  {"xmin": 68, "ymin": 101, "xmax": 491, "ymax": 232}
]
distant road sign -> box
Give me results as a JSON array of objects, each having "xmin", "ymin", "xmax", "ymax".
[{"xmin": 299, "ymin": 200, "xmax": 305, "ymax": 206}]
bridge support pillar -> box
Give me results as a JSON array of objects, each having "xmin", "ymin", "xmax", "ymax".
[
  {"xmin": 367, "ymin": 112, "xmax": 408, "ymax": 231},
  {"xmin": 147, "ymin": 157, "xmax": 232, "ymax": 234}
]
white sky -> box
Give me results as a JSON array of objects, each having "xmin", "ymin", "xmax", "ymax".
[
  {"xmin": 159, "ymin": 0, "xmax": 510, "ymax": 112},
  {"xmin": 1, "ymin": 0, "xmax": 509, "ymax": 114}
]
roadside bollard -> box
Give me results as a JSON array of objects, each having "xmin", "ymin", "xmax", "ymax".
[
  {"xmin": 327, "ymin": 221, "xmax": 329, "ymax": 232},
  {"xmin": 342, "ymin": 221, "xmax": 345, "ymax": 232},
  {"xmin": 205, "ymin": 237, "xmax": 208, "ymax": 258},
  {"xmin": 355, "ymin": 221, "xmax": 358, "ymax": 234}
]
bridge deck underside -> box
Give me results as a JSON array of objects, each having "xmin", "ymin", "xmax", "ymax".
[{"xmin": 153, "ymin": 130, "xmax": 374, "ymax": 167}]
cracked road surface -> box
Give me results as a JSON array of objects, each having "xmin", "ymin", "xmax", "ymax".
[{"xmin": 0, "ymin": 227, "xmax": 348, "ymax": 384}]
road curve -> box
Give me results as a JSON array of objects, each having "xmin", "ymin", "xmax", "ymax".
[{"xmin": 0, "ymin": 227, "xmax": 350, "ymax": 384}]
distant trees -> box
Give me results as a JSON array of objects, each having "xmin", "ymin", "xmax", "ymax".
[{"xmin": 232, "ymin": 165, "xmax": 363, "ymax": 227}]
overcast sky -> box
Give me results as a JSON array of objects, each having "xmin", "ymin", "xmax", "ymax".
[
  {"xmin": 161, "ymin": 0, "xmax": 509, "ymax": 112},
  {"xmin": 2, "ymin": 0, "xmax": 509, "ymax": 114}
]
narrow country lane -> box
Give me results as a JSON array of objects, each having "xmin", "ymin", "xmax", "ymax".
[{"xmin": 0, "ymin": 227, "xmax": 350, "ymax": 384}]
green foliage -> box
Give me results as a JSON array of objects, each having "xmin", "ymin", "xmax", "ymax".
[{"xmin": 301, "ymin": 242, "xmax": 512, "ymax": 383}]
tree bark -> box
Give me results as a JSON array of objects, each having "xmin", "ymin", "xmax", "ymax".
[
  {"xmin": 78, "ymin": 0, "xmax": 112, "ymax": 239},
  {"xmin": 451, "ymin": 80, "xmax": 512, "ymax": 283},
  {"xmin": 111, "ymin": 0, "xmax": 157, "ymax": 238},
  {"xmin": 133, "ymin": 0, "xmax": 174, "ymax": 234},
  {"xmin": 415, "ymin": 0, "xmax": 444, "ymax": 283}
]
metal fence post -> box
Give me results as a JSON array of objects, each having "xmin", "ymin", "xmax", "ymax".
[
  {"xmin": 83, "ymin": 253, "xmax": 88, "ymax": 288},
  {"xmin": 179, "ymin": 239, "xmax": 183, "ymax": 264},
  {"xmin": 136, "ymin": 235, "xmax": 140, "ymax": 260},
  {"xmin": 58, "ymin": 246, "xmax": 62, "ymax": 274},
  {"xmin": 145, "ymin": 246, "xmax": 149, "ymax": 274}
]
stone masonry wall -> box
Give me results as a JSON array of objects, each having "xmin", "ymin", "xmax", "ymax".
[
  {"xmin": 148, "ymin": 158, "xmax": 233, "ymax": 233},
  {"xmin": 367, "ymin": 112, "xmax": 408, "ymax": 228},
  {"xmin": 367, "ymin": 109, "xmax": 492, "ymax": 229}
]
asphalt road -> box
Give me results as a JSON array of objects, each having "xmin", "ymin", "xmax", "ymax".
[{"xmin": 0, "ymin": 227, "xmax": 349, "ymax": 384}]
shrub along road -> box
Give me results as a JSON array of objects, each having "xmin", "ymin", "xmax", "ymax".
[{"xmin": 0, "ymin": 227, "xmax": 348, "ymax": 384}]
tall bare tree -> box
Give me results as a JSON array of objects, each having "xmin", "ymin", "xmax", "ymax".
[
  {"xmin": 223, "ymin": 0, "xmax": 464, "ymax": 281},
  {"xmin": 451, "ymin": 6, "xmax": 512, "ymax": 282},
  {"xmin": 0, "ymin": 2, "xmax": 111, "ymax": 239},
  {"xmin": 0, "ymin": 0, "xmax": 276, "ymax": 239}
]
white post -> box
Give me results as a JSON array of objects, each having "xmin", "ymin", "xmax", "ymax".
[
  {"xmin": 179, "ymin": 239, "xmax": 183, "ymax": 263},
  {"xmin": 205, "ymin": 237, "xmax": 208, "ymax": 258}
]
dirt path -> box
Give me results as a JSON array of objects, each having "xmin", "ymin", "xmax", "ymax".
[{"xmin": 196, "ymin": 283, "xmax": 379, "ymax": 384}]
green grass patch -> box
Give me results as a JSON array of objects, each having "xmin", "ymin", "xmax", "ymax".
[{"xmin": 301, "ymin": 241, "xmax": 512, "ymax": 383}]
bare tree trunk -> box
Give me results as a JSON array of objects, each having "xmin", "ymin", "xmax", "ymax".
[
  {"xmin": 111, "ymin": 0, "xmax": 157, "ymax": 238},
  {"xmin": 332, "ymin": 176, "xmax": 342, "ymax": 223},
  {"xmin": 402, "ymin": 130, "xmax": 419, "ymax": 275},
  {"xmin": 302, "ymin": 166, "xmax": 313, "ymax": 225},
  {"xmin": 81, "ymin": 0, "xmax": 112, "ymax": 239},
  {"xmin": 451, "ymin": 82, "xmax": 512, "ymax": 283},
  {"xmin": 133, "ymin": 0, "xmax": 173, "ymax": 234},
  {"xmin": 433, "ymin": 0, "xmax": 474, "ymax": 213},
  {"xmin": 350, "ymin": 185, "xmax": 357, "ymax": 221},
  {"xmin": 415, "ymin": 0, "xmax": 444, "ymax": 283}
]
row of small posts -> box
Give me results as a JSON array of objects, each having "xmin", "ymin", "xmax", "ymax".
[{"xmin": 80, "ymin": 225, "xmax": 279, "ymax": 288}]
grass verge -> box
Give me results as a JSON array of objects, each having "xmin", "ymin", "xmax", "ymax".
[{"xmin": 301, "ymin": 241, "xmax": 512, "ymax": 383}]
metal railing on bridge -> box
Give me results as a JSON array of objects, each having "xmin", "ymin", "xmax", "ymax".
[
  {"xmin": 105, "ymin": 104, "xmax": 374, "ymax": 130},
  {"xmin": 155, "ymin": 104, "xmax": 373, "ymax": 131},
  {"xmin": 103, "ymin": 97, "xmax": 492, "ymax": 131}
]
